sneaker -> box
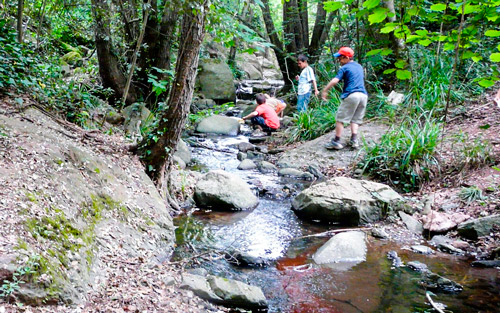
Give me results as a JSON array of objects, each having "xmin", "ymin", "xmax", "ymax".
[
  {"xmin": 325, "ymin": 140, "xmax": 343, "ymax": 150},
  {"xmin": 349, "ymin": 139, "xmax": 359, "ymax": 149}
]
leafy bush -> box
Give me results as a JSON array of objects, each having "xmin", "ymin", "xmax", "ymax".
[
  {"xmin": 359, "ymin": 114, "xmax": 441, "ymax": 191},
  {"xmin": 286, "ymin": 92, "xmax": 340, "ymax": 142},
  {"xmin": 450, "ymin": 131, "xmax": 494, "ymax": 171},
  {"xmin": 0, "ymin": 21, "xmax": 107, "ymax": 128}
]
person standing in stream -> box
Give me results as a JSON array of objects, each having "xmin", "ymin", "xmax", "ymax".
[
  {"xmin": 321, "ymin": 47, "xmax": 368, "ymax": 150},
  {"xmin": 296, "ymin": 55, "xmax": 319, "ymax": 113}
]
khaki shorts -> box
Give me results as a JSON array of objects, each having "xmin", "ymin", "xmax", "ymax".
[{"xmin": 336, "ymin": 92, "xmax": 368, "ymax": 124}]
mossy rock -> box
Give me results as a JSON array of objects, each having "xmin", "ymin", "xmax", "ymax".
[{"xmin": 61, "ymin": 51, "xmax": 82, "ymax": 66}]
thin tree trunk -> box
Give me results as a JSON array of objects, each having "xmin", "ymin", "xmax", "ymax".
[
  {"xmin": 298, "ymin": 0, "xmax": 308, "ymax": 50},
  {"xmin": 141, "ymin": 1, "xmax": 208, "ymax": 187},
  {"xmin": 308, "ymin": 0, "xmax": 333, "ymax": 63},
  {"xmin": 384, "ymin": 0, "xmax": 404, "ymax": 57},
  {"xmin": 17, "ymin": 0, "xmax": 24, "ymax": 43},
  {"xmin": 36, "ymin": 0, "xmax": 47, "ymax": 49},
  {"xmin": 91, "ymin": 0, "xmax": 136, "ymax": 105}
]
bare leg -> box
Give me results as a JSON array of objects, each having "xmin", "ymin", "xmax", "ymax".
[
  {"xmin": 350, "ymin": 123, "xmax": 359, "ymax": 136},
  {"xmin": 335, "ymin": 121, "xmax": 344, "ymax": 138}
]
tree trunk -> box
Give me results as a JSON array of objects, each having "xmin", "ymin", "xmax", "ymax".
[
  {"xmin": 308, "ymin": 0, "xmax": 333, "ymax": 63},
  {"xmin": 17, "ymin": 0, "xmax": 24, "ymax": 43},
  {"xmin": 141, "ymin": 1, "xmax": 208, "ymax": 187},
  {"xmin": 384, "ymin": 0, "xmax": 404, "ymax": 57},
  {"xmin": 91, "ymin": 0, "xmax": 136, "ymax": 105},
  {"xmin": 298, "ymin": 0, "xmax": 308, "ymax": 50}
]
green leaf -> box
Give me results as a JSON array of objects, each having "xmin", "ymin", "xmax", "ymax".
[
  {"xmin": 461, "ymin": 50, "xmax": 475, "ymax": 59},
  {"xmin": 406, "ymin": 34, "xmax": 420, "ymax": 43},
  {"xmin": 443, "ymin": 42, "xmax": 455, "ymax": 51},
  {"xmin": 324, "ymin": 1, "xmax": 344, "ymax": 12},
  {"xmin": 383, "ymin": 68, "xmax": 396, "ymax": 74},
  {"xmin": 366, "ymin": 49, "xmax": 382, "ymax": 56},
  {"xmin": 396, "ymin": 70, "xmax": 412, "ymax": 80},
  {"xmin": 478, "ymin": 79, "xmax": 495, "ymax": 87},
  {"xmin": 478, "ymin": 124, "xmax": 490, "ymax": 130},
  {"xmin": 430, "ymin": 3, "xmax": 447, "ymax": 11},
  {"xmin": 418, "ymin": 39, "xmax": 432, "ymax": 46},
  {"xmin": 380, "ymin": 24, "xmax": 398, "ymax": 33},
  {"xmin": 490, "ymin": 53, "xmax": 500, "ymax": 62},
  {"xmin": 363, "ymin": 0, "xmax": 381, "ymax": 10},
  {"xmin": 381, "ymin": 49, "xmax": 393, "ymax": 56},
  {"xmin": 394, "ymin": 59, "xmax": 406, "ymax": 69},
  {"xmin": 485, "ymin": 30, "xmax": 500, "ymax": 37},
  {"xmin": 415, "ymin": 30, "xmax": 428, "ymax": 36},
  {"xmin": 368, "ymin": 8, "xmax": 388, "ymax": 24},
  {"xmin": 471, "ymin": 56, "xmax": 483, "ymax": 62}
]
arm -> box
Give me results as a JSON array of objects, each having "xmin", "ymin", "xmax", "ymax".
[
  {"xmin": 242, "ymin": 111, "xmax": 258, "ymax": 120},
  {"xmin": 321, "ymin": 78, "xmax": 340, "ymax": 100},
  {"xmin": 312, "ymin": 79, "xmax": 319, "ymax": 96}
]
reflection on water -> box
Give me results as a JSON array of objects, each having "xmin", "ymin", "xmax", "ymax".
[{"xmin": 174, "ymin": 135, "xmax": 500, "ymax": 312}]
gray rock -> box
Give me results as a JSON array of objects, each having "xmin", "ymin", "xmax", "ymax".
[
  {"xmin": 441, "ymin": 202, "xmax": 459, "ymax": 212},
  {"xmin": 187, "ymin": 268, "xmax": 209, "ymax": 277},
  {"xmin": 228, "ymin": 251, "xmax": 270, "ymax": 268},
  {"xmin": 371, "ymin": 227, "xmax": 389, "ymax": 239},
  {"xmin": 256, "ymin": 145, "xmax": 268, "ymax": 154},
  {"xmin": 457, "ymin": 214, "xmax": 500, "ymax": 240},
  {"xmin": 122, "ymin": 103, "xmax": 152, "ymax": 137},
  {"xmin": 194, "ymin": 170, "xmax": 258, "ymax": 210},
  {"xmin": 180, "ymin": 273, "xmax": 221, "ymax": 302},
  {"xmin": 257, "ymin": 161, "xmax": 277, "ymax": 173},
  {"xmin": 174, "ymin": 139, "xmax": 192, "ymax": 165},
  {"xmin": 246, "ymin": 151, "xmax": 264, "ymax": 160},
  {"xmin": 312, "ymin": 231, "xmax": 366, "ymax": 271},
  {"xmin": 471, "ymin": 260, "xmax": 500, "ymax": 268},
  {"xmin": 292, "ymin": 177, "xmax": 403, "ymax": 225},
  {"xmin": 238, "ymin": 159, "xmax": 257, "ymax": 170},
  {"xmin": 237, "ymin": 152, "xmax": 247, "ymax": 161},
  {"xmin": 307, "ymin": 165, "xmax": 325, "ymax": 179},
  {"xmin": 196, "ymin": 59, "xmax": 236, "ymax": 102},
  {"xmin": 411, "ymin": 245, "xmax": 434, "ymax": 255},
  {"xmin": 208, "ymin": 275, "xmax": 267, "ymax": 309},
  {"xmin": 429, "ymin": 235, "xmax": 451, "ymax": 246},
  {"xmin": 238, "ymin": 142, "xmax": 255, "ymax": 153},
  {"xmin": 248, "ymin": 136, "xmax": 267, "ymax": 144},
  {"xmin": 278, "ymin": 168, "xmax": 306, "ymax": 178},
  {"xmin": 399, "ymin": 211, "xmax": 423, "ymax": 234},
  {"xmin": 192, "ymin": 98, "xmax": 216, "ymax": 111},
  {"xmin": 173, "ymin": 155, "xmax": 186, "ymax": 170},
  {"xmin": 268, "ymin": 147, "xmax": 285, "ymax": 155},
  {"xmin": 196, "ymin": 115, "xmax": 240, "ymax": 136},
  {"xmin": 164, "ymin": 276, "xmax": 176, "ymax": 286},
  {"xmin": 421, "ymin": 271, "xmax": 463, "ymax": 293},
  {"xmin": 407, "ymin": 261, "xmax": 428, "ymax": 272},
  {"xmin": 105, "ymin": 109, "xmax": 124, "ymax": 125},
  {"xmin": 437, "ymin": 243, "xmax": 464, "ymax": 255}
]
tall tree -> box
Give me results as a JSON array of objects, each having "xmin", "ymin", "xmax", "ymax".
[
  {"xmin": 17, "ymin": 0, "xmax": 24, "ymax": 43},
  {"xmin": 140, "ymin": 0, "xmax": 209, "ymax": 189},
  {"xmin": 260, "ymin": 0, "xmax": 334, "ymax": 88}
]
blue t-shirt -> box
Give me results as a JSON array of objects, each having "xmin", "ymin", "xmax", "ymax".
[{"xmin": 334, "ymin": 61, "xmax": 367, "ymax": 99}]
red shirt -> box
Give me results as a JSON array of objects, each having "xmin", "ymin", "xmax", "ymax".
[{"xmin": 255, "ymin": 104, "xmax": 280, "ymax": 129}]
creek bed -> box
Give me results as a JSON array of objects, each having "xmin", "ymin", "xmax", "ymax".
[{"xmin": 173, "ymin": 134, "xmax": 500, "ymax": 312}]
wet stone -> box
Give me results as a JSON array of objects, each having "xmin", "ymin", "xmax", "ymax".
[
  {"xmin": 471, "ymin": 260, "xmax": 500, "ymax": 268},
  {"xmin": 411, "ymin": 245, "xmax": 434, "ymax": 255},
  {"xmin": 421, "ymin": 271, "xmax": 463, "ymax": 293},
  {"xmin": 238, "ymin": 142, "xmax": 255, "ymax": 153},
  {"xmin": 407, "ymin": 261, "xmax": 428, "ymax": 272},
  {"xmin": 371, "ymin": 227, "xmax": 389, "ymax": 239},
  {"xmin": 237, "ymin": 152, "xmax": 247, "ymax": 161}
]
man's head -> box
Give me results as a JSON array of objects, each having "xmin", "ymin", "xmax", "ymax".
[
  {"xmin": 297, "ymin": 55, "xmax": 308, "ymax": 69},
  {"xmin": 256, "ymin": 93, "xmax": 266, "ymax": 105},
  {"xmin": 334, "ymin": 47, "xmax": 354, "ymax": 65}
]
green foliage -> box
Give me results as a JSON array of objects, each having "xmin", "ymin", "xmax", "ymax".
[
  {"xmin": 451, "ymin": 131, "xmax": 494, "ymax": 170},
  {"xmin": 0, "ymin": 21, "xmax": 110, "ymax": 128},
  {"xmin": 286, "ymin": 99, "xmax": 339, "ymax": 143},
  {"xmin": 359, "ymin": 114, "xmax": 441, "ymax": 191},
  {"xmin": 459, "ymin": 186, "xmax": 484, "ymax": 203},
  {"xmin": 187, "ymin": 102, "xmax": 235, "ymax": 129},
  {"xmin": 1, "ymin": 255, "xmax": 41, "ymax": 298}
]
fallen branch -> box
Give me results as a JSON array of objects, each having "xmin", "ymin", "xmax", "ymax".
[
  {"xmin": 292, "ymin": 227, "xmax": 372, "ymax": 240},
  {"xmin": 426, "ymin": 291, "xmax": 446, "ymax": 313}
]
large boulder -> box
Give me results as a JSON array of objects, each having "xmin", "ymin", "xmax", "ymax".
[
  {"xmin": 122, "ymin": 103, "xmax": 152, "ymax": 137},
  {"xmin": 174, "ymin": 139, "xmax": 192, "ymax": 165},
  {"xmin": 457, "ymin": 214, "xmax": 500, "ymax": 240},
  {"xmin": 180, "ymin": 273, "xmax": 267, "ymax": 310},
  {"xmin": 292, "ymin": 177, "xmax": 403, "ymax": 225},
  {"xmin": 194, "ymin": 170, "xmax": 258, "ymax": 210},
  {"xmin": 196, "ymin": 59, "xmax": 236, "ymax": 103},
  {"xmin": 236, "ymin": 45, "xmax": 282, "ymax": 80},
  {"xmin": 422, "ymin": 211, "xmax": 470, "ymax": 233},
  {"xmin": 196, "ymin": 115, "xmax": 240, "ymax": 136},
  {"xmin": 312, "ymin": 231, "xmax": 366, "ymax": 271}
]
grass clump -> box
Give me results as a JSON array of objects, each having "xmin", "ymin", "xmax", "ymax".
[
  {"xmin": 459, "ymin": 186, "xmax": 484, "ymax": 204},
  {"xmin": 286, "ymin": 99, "xmax": 339, "ymax": 142},
  {"xmin": 359, "ymin": 114, "xmax": 441, "ymax": 192}
]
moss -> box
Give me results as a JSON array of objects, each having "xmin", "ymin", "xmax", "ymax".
[{"xmin": 25, "ymin": 192, "xmax": 38, "ymax": 203}]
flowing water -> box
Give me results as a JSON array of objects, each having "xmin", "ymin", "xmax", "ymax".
[{"xmin": 174, "ymin": 134, "xmax": 500, "ymax": 313}]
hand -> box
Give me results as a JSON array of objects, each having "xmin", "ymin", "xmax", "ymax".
[
  {"xmin": 238, "ymin": 118, "xmax": 245, "ymax": 124},
  {"xmin": 314, "ymin": 90, "xmax": 319, "ymax": 97},
  {"xmin": 295, "ymin": 75, "xmax": 299, "ymax": 81},
  {"xmin": 321, "ymin": 91, "xmax": 328, "ymax": 101}
]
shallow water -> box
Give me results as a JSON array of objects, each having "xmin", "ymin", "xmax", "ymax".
[{"xmin": 175, "ymin": 135, "xmax": 500, "ymax": 312}]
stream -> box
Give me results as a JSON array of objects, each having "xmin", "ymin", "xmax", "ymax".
[{"xmin": 173, "ymin": 133, "xmax": 500, "ymax": 313}]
